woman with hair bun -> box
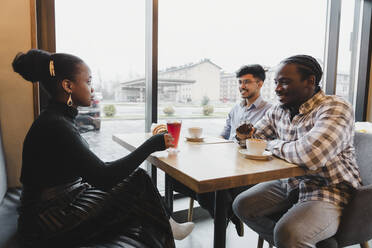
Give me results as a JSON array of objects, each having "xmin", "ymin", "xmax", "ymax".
[{"xmin": 12, "ymin": 49, "xmax": 194, "ymax": 248}]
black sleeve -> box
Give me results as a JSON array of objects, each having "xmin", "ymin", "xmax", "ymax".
[{"xmin": 52, "ymin": 121, "xmax": 166, "ymax": 188}]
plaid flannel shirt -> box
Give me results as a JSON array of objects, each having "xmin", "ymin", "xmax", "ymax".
[{"xmin": 254, "ymin": 90, "xmax": 362, "ymax": 206}]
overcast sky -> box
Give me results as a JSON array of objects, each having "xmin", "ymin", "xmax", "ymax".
[{"xmin": 55, "ymin": 0, "xmax": 354, "ymax": 85}]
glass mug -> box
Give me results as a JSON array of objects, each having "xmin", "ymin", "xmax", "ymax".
[{"xmin": 166, "ymin": 120, "xmax": 182, "ymax": 153}]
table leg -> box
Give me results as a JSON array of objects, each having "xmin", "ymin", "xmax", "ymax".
[
  {"xmin": 165, "ymin": 174, "xmax": 174, "ymax": 214},
  {"xmin": 214, "ymin": 190, "xmax": 227, "ymax": 248},
  {"xmin": 150, "ymin": 163, "xmax": 157, "ymax": 186}
]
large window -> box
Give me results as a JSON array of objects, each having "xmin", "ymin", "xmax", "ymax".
[
  {"xmin": 55, "ymin": 0, "xmax": 146, "ymax": 160},
  {"xmin": 158, "ymin": 0, "xmax": 327, "ymax": 137}
]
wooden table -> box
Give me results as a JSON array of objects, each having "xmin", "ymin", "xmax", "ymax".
[{"xmin": 113, "ymin": 133, "xmax": 306, "ymax": 248}]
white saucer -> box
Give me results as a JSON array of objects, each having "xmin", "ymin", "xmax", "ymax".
[
  {"xmin": 186, "ymin": 137, "xmax": 204, "ymax": 142},
  {"xmin": 239, "ymin": 149, "xmax": 272, "ymax": 160}
]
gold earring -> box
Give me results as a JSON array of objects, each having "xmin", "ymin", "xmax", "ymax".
[{"xmin": 67, "ymin": 93, "xmax": 73, "ymax": 107}]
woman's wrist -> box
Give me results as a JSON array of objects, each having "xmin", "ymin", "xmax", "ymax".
[{"xmin": 148, "ymin": 133, "xmax": 166, "ymax": 151}]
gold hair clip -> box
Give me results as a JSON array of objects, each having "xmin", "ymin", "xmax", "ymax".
[{"xmin": 49, "ymin": 60, "xmax": 55, "ymax": 77}]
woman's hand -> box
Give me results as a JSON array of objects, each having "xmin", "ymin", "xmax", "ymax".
[{"xmin": 164, "ymin": 133, "xmax": 175, "ymax": 149}]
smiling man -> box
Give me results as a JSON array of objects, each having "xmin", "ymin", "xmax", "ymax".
[
  {"xmin": 233, "ymin": 55, "xmax": 362, "ymax": 248},
  {"xmin": 221, "ymin": 64, "xmax": 272, "ymax": 142}
]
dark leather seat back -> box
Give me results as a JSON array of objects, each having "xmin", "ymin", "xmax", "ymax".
[
  {"xmin": 333, "ymin": 132, "xmax": 372, "ymax": 247},
  {"xmin": 354, "ymin": 132, "xmax": 372, "ymax": 186}
]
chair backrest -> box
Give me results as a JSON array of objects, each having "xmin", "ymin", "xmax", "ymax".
[
  {"xmin": 0, "ymin": 126, "xmax": 7, "ymax": 203},
  {"xmin": 354, "ymin": 132, "xmax": 372, "ymax": 185}
]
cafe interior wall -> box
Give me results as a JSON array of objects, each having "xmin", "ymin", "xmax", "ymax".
[{"xmin": 0, "ymin": 0, "xmax": 34, "ymax": 187}]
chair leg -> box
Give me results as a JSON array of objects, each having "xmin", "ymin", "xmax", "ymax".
[
  {"xmin": 257, "ymin": 236, "xmax": 273, "ymax": 248},
  {"xmin": 187, "ymin": 198, "xmax": 194, "ymax": 222},
  {"xmin": 361, "ymin": 241, "xmax": 370, "ymax": 248},
  {"xmin": 257, "ymin": 236, "xmax": 264, "ymax": 248}
]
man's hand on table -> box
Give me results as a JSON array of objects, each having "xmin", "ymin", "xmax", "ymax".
[{"xmin": 235, "ymin": 123, "xmax": 255, "ymax": 147}]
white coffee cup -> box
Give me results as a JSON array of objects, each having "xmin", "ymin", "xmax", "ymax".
[
  {"xmin": 188, "ymin": 127, "xmax": 203, "ymax": 138},
  {"xmin": 245, "ymin": 138, "xmax": 267, "ymax": 155}
]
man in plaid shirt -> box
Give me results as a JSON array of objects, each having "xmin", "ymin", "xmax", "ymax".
[{"xmin": 232, "ymin": 55, "xmax": 361, "ymax": 248}]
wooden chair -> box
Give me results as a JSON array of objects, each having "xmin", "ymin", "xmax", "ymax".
[{"xmin": 257, "ymin": 236, "xmax": 273, "ymax": 248}]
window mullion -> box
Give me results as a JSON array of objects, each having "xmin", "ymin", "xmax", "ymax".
[
  {"xmin": 145, "ymin": 0, "xmax": 158, "ymax": 132},
  {"xmin": 323, "ymin": 0, "xmax": 341, "ymax": 95}
]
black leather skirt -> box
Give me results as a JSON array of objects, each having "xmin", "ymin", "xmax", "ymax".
[{"xmin": 18, "ymin": 169, "xmax": 175, "ymax": 248}]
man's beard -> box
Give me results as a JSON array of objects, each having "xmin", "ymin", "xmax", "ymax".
[
  {"xmin": 240, "ymin": 90, "xmax": 253, "ymax": 100},
  {"xmin": 277, "ymin": 96, "xmax": 291, "ymax": 109}
]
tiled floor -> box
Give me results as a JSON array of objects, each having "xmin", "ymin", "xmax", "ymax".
[
  {"xmin": 172, "ymin": 198, "xmax": 261, "ymax": 248},
  {"xmin": 175, "ymin": 217, "xmax": 260, "ymax": 248}
]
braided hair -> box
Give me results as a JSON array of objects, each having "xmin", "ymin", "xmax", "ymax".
[
  {"xmin": 12, "ymin": 49, "xmax": 84, "ymax": 97},
  {"xmin": 280, "ymin": 55, "xmax": 323, "ymax": 92}
]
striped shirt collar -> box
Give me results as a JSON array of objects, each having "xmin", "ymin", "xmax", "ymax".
[{"xmin": 240, "ymin": 95, "xmax": 265, "ymax": 110}]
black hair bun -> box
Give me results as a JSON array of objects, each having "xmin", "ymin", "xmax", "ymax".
[{"xmin": 12, "ymin": 49, "xmax": 51, "ymax": 82}]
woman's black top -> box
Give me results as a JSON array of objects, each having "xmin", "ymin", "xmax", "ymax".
[{"xmin": 21, "ymin": 101, "xmax": 165, "ymax": 191}]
